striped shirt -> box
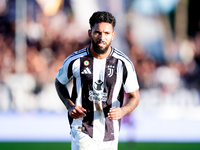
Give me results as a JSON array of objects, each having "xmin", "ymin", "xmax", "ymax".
[{"xmin": 56, "ymin": 46, "xmax": 139, "ymax": 142}]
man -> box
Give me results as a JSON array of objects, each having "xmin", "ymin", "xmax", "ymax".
[{"xmin": 55, "ymin": 11, "xmax": 140, "ymax": 150}]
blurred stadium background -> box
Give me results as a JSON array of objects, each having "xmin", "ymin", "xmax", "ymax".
[{"xmin": 0, "ymin": 0, "xmax": 200, "ymax": 149}]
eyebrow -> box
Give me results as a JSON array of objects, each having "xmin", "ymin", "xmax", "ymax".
[{"xmin": 93, "ymin": 29, "xmax": 112, "ymax": 33}]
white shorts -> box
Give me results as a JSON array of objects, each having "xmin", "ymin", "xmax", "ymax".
[{"xmin": 71, "ymin": 126, "xmax": 118, "ymax": 150}]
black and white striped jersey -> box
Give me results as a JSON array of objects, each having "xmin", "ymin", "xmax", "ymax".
[{"xmin": 56, "ymin": 46, "xmax": 139, "ymax": 142}]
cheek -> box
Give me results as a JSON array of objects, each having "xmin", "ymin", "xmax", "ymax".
[
  {"xmin": 107, "ymin": 37, "xmax": 113, "ymax": 44},
  {"xmin": 91, "ymin": 34, "xmax": 98, "ymax": 40},
  {"xmin": 91, "ymin": 36, "xmax": 97, "ymax": 43}
]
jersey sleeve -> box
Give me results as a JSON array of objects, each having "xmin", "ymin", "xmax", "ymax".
[
  {"xmin": 123, "ymin": 61, "xmax": 139, "ymax": 93},
  {"xmin": 56, "ymin": 58, "xmax": 73, "ymax": 85}
]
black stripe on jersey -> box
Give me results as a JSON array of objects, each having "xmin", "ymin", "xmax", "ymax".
[
  {"xmin": 71, "ymin": 78, "xmax": 78, "ymax": 104},
  {"xmin": 103, "ymin": 56, "xmax": 118, "ymax": 141},
  {"xmin": 112, "ymin": 48, "xmax": 135, "ymax": 71},
  {"xmin": 80, "ymin": 56, "xmax": 94, "ymax": 138},
  {"xmin": 67, "ymin": 59, "xmax": 76, "ymax": 80},
  {"xmin": 122, "ymin": 61, "xmax": 128, "ymax": 84}
]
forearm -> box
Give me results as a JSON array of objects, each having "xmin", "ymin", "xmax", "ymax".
[
  {"xmin": 55, "ymin": 78, "xmax": 74, "ymax": 110},
  {"xmin": 108, "ymin": 90, "xmax": 140, "ymax": 120},
  {"xmin": 121, "ymin": 90, "xmax": 140, "ymax": 116}
]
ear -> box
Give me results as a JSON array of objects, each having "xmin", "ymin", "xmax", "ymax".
[
  {"xmin": 88, "ymin": 29, "xmax": 92, "ymax": 39},
  {"xmin": 112, "ymin": 31, "xmax": 115, "ymax": 41}
]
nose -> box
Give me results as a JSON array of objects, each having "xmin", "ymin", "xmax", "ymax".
[{"xmin": 99, "ymin": 33, "xmax": 105, "ymax": 41}]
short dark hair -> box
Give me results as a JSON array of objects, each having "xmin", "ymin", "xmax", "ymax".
[{"xmin": 89, "ymin": 11, "xmax": 116, "ymax": 29}]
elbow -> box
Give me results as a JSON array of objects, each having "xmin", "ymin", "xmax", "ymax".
[
  {"xmin": 55, "ymin": 78, "xmax": 63, "ymax": 92},
  {"xmin": 55, "ymin": 78, "xmax": 59, "ymax": 89},
  {"xmin": 128, "ymin": 89, "xmax": 140, "ymax": 106},
  {"xmin": 55, "ymin": 78, "xmax": 62, "ymax": 87},
  {"xmin": 136, "ymin": 90, "xmax": 140, "ymax": 106},
  {"xmin": 136, "ymin": 95, "xmax": 140, "ymax": 106}
]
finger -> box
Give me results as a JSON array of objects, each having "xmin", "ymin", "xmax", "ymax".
[
  {"xmin": 108, "ymin": 112, "xmax": 116, "ymax": 120},
  {"xmin": 108, "ymin": 108, "xmax": 115, "ymax": 116},
  {"xmin": 70, "ymin": 110, "xmax": 79, "ymax": 117},
  {"xmin": 71, "ymin": 114, "xmax": 79, "ymax": 119},
  {"xmin": 73, "ymin": 106, "xmax": 86, "ymax": 118},
  {"xmin": 109, "ymin": 107, "xmax": 117, "ymax": 111},
  {"xmin": 76, "ymin": 106, "xmax": 86, "ymax": 113},
  {"xmin": 108, "ymin": 113, "xmax": 119, "ymax": 120},
  {"xmin": 71, "ymin": 112, "xmax": 85, "ymax": 119},
  {"xmin": 79, "ymin": 107, "xmax": 86, "ymax": 112},
  {"xmin": 76, "ymin": 109, "xmax": 86, "ymax": 117},
  {"xmin": 110, "ymin": 107, "xmax": 120, "ymax": 114},
  {"xmin": 108, "ymin": 109, "xmax": 121, "ymax": 120},
  {"xmin": 70, "ymin": 109, "xmax": 83, "ymax": 118}
]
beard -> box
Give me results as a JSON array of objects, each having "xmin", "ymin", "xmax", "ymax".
[{"xmin": 92, "ymin": 39, "xmax": 110, "ymax": 54}]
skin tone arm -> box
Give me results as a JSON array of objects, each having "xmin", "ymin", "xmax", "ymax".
[
  {"xmin": 108, "ymin": 89, "xmax": 140, "ymax": 120},
  {"xmin": 55, "ymin": 78, "xmax": 86, "ymax": 119}
]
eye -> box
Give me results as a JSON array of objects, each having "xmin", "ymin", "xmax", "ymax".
[{"xmin": 94, "ymin": 31, "xmax": 100, "ymax": 35}]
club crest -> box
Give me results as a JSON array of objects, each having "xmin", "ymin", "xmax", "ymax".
[{"xmin": 107, "ymin": 65, "xmax": 115, "ymax": 77}]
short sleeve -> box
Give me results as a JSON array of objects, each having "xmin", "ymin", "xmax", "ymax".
[
  {"xmin": 123, "ymin": 62, "xmax": 139, "ymax": 93},
  {"xmin": 56, "ymin": 56, "xmax": 75, "ymax": 85},
  {"xmin": 56, "ymin": 63, "xmax": 69, "ymax": 85}
]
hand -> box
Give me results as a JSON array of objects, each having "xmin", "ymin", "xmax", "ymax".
[
  {"xmin": 68, "ymin": 105, "xmax": 86, "ymax": 119},
  {"xmin": 108, "ymin": 107, "xmax": 124, "ymax": 120}
]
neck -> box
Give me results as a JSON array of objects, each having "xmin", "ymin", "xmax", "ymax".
[{"xmin": 90, "ymin": 45, "xmax": 112, "ymax": 59}]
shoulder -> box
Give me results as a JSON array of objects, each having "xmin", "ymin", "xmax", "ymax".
[
  {"xmin": 111, "ymin": 47, "xmax": 133, "ymax": 65},
  {"xmin": 63, "ymin": 47, "xmax": 90, "ymax": 65}
]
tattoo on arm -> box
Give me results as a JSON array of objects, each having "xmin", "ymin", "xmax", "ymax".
[{"xmin": 121, "ymin": 90, "xmax": 140, "ymax": 116}]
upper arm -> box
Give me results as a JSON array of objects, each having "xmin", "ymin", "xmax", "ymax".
[{"xmin": 127, "ymin": 89, "xmax": 140, "ymax": 102}]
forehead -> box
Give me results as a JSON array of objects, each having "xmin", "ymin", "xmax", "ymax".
[{"xmin": 91, "ymin": 22, "xmax": 114, "ymax": 32}]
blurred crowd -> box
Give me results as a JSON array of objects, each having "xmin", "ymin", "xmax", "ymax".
[{"xmin": 0, "ymin": 0, "xmax": 200, "ymax": 114}]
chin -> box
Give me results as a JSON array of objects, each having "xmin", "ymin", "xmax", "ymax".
[{"xmin": 95, "ymin": 47, "xmax": 108, "ymax": 54}]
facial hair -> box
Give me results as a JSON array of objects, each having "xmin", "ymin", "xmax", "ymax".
[{"xmin": 92, "ymin": 39, "xmax": 110, "ymax": 54}]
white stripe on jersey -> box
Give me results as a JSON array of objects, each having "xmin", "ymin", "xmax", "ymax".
[
  {"xmin": 71, "ymin": 58, "xmax": 83, "ymax": 127},
  {"xmin": 111, "ymin": 60, "xmax": 123, "ymax": 141},
  {"xmin": 93, "ymin": 58, "xmax": 106, "ymax": 141}
]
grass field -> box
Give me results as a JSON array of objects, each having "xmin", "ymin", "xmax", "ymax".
[{"xmin": 0, "ymin": 142, "xmax": 200, "ymax": 150}]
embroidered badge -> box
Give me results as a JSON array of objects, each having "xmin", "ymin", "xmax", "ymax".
[{"xmin": 84, "ymin": 60, "xmax": 89, "ymax": 66}]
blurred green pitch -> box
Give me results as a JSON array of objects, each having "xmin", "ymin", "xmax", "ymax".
[{"xmin": 0, "ymin": 142, "xmax": 200, "ymax": 150}]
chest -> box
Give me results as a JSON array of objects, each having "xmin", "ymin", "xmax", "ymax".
[{"xmin": 73, "ymin": 56, "xmax": 122, "ymax": 88}]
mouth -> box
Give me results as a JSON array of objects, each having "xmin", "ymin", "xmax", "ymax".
[
  {"xmin": 97, "ymin": 41, "xmax": 106, "ymax": 47},
  {"xmin": 98, "ymin": 43, "xmax": 104, "ymax": 47}
]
